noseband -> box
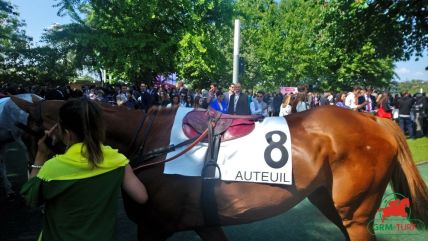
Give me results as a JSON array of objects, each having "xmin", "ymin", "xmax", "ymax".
[
  {"xmin": 15, "ymin": 100, "xmax": 46, "ymax": 138},
  {"xmin": 32, "ymin": 99, "xmax": 45, "ymax": 129}
]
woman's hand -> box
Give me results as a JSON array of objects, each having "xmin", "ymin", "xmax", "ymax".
[
  {"xmin": 36, "ymin": 134, "xmax": 51, "ymax": 158},
  {"xmin": 36, "ymin": 124, "xmax": 58, "ymax": 160},
  {"xmin": 30, "ymin": 124, "xmax": 58, "ymax": 178}
]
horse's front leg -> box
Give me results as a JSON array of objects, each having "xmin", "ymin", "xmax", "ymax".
[{"xmin": 195, "ymin": 226, "xmax": 228, "ymax": 241}]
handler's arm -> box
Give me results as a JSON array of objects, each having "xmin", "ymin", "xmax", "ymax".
[
  {"xmin": 29, "ymin": 125, "xmax": 57, "ymax": 178},
  {"xmin": 122, "ymin": 164, "xmax": 148, "ymax": 204}
]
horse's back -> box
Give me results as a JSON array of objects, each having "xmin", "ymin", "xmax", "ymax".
[
  {"xmin": 284, "ymin": 106, "xmax": 398, "ymax": 194},
  {"xmin": 286, "ymin": 106, "xmax": 396, "ymax": 147}
]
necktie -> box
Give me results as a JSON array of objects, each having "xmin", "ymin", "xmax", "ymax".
[
  {"xmin": 234, "ymin": 95, "xmax": 239, "ymax": 113},
  {"xmin": 366, "ymin": 95, "xmax": 371, "ymax": 112}
]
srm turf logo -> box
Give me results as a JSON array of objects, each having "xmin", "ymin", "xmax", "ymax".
[{"xmin": 368, "ymin": 193, "xmax": 425, "ymax": 236}]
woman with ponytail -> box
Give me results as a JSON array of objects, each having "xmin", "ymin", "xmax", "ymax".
[{"xmin": 21, "ymin": 98, "xmax": 148, "ymax": 241}]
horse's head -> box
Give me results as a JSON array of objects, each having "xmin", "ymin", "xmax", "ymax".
[
  {"xmin": 10, "ymin": 95, "xmax": 66, "ymax": 159},
  {"xmin": 11, "ymin": 95, "xmax": 63, "ymax": 132}
]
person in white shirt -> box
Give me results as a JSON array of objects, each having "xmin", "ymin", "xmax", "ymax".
[
  {"xmin": 279, "ymin": 94, "xmax": 292, "ymax": 116},
  {"xmin": 345, "ymin": 86, "xmax": 367, "ymax": 111},
  {"xmin": 250, "ymin": 91, "xmax": 268, "ymax": 117}
]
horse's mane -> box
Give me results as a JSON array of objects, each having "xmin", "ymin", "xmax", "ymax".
[
  {"xmin": 97, "ymin": 102, "xmax": 126, "ymax": 113},
  {"xmin": 97, "ymin": 101, "xmax": 179, "ymax": 117}
]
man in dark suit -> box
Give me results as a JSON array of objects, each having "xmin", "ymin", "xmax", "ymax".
[
  {"xmin": 227, "ymin": 83, "xmax": 251, "ymax": 115},
  {"xmin": 366, "ymin": 87, "xmax": 377, "ymax": 112},
  {"xmin": 357, "ymin": 87, "xmax": 376, "ymax": 113},
  {"xmin": 224, "ymin": 83, "xmax": 235, "ymax": 109},
  {"xmin": 137, "ymin": 83, "xmax": 154, "ymax": 112}
]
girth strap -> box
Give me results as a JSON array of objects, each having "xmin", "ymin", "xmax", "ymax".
[{"xmin": 200, "ymin": 115, "xmax": 223, "ymax": 226}]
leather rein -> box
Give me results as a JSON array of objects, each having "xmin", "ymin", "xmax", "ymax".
[{"xmin": 130, "ymin": 109, "xmax": 262, "ymax": 173}]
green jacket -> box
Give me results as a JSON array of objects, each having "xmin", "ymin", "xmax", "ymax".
[{"xmin": 21, "ymin": 143, "xmax": 129, "ymax": 241}]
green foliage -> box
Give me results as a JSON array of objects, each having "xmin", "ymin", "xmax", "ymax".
[
  {"xmin": 396, "ymin": 80, "xmax": 428, "ymax": 95},
  {"xmin": 0, "ymin": 0, "xmax": 76, "ymax": 86},
  {"xmin": 49, "ymin": 0, "xmax": 234, "ymax": 87},
  {"xmin": 50, "ymin": 0, "xmax": 182, "ymax": 83},
  {"xmin": 0, "ymin": 0, "xmax": 31, "ymax": 84},
  {"xmin": 176, "ymin": 0, "xmax": 234, "ymax": 89},
  {"xmin": 235, "ymin": 0, "xmax": 277, "ymax": 90},
  {"xmin": 316, "ymin": 0, "xmax": 397, "ymax": 90},
  {"xmin": 235, "ymin": 0, "xmax": 398, "ymax": 91},
  {"xmin": 1, "ymin": 0, "xmax": 426, "ymax": 90},
  {"xmin": 367, "ymin": 0, "xmax": 428, "ymax": 61},
  {"xmin": 25, "ymin": 46, "xmax": 77, "ymax": 85},
  {"xmin": 318, "ymin": 0, "xmax": 427, "ymax": 90},
  {"xmin": 274, "ymin": 0, "xmax": 327, "ymax": 87}
]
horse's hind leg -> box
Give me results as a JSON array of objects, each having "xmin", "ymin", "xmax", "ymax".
[
  {"xmin": 308, "ymin": 187, "xmax": 350, "ymax": 241},
  {"xmin": 311, "ymin": 188, "xmax": 379, "ymax": 241},
  {"xmin": 338, "ymin": 193, "xmax": 381, "ymax": 241},
  {"xmin": 195, "ymin": 226, "xmax": 228, "ymax": 241}
]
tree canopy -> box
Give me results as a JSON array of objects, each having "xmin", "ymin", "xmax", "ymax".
[
  {"xmin": 46, "ymin": 0, "xmax": 234, "ymax": 88},
  {"xmin": 0, "ymin": 0, "xmax": 31, "ymax": 83},
  {"xmin": 0, "ymin": 0, "xmax": 77, "ymax": 86},
  {"xmin": 1, "ymin": 0, "xmax": 427, "ymax": 91}
]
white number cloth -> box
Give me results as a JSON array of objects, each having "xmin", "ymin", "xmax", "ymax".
[{"xmin": 164, "ymin": 107, "xmax": 293, "ymax": 185}]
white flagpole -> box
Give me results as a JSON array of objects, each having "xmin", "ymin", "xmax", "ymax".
[{"xmin": 233, "ymin": 19, "xmax": 240, "ymax": 84}]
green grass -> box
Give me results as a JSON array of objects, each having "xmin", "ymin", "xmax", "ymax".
[{"xmin": 407, "ymin": 137, "xmax": 428, "ymax": 164}]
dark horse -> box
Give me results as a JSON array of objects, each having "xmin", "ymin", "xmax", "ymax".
[{"xmin": 11, "ymin": 96, "xmax": 428, "ymax": 241}]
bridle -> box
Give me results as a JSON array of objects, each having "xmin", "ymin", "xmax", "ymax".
[
  {"xmin": 15, "ymin": 99, "xmax": 46, "ymax": 139},
  {"xmin": 32, "ymin": 99, "xmax": 45, "ymax": 128},
  {"xmin": 127, "ymin": 106, "xmax": 159, "ymax": 166}
]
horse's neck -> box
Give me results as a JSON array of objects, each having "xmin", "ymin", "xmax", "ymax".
[
  {"xmin": 103, "ymin": 110, "xmax": 139, "ymax": 154},
  {"xmin": 103, "ymin": 107, "xmax": 178, "ymax": 157}
]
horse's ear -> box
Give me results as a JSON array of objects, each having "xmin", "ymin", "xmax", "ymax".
[{"xmin": 10, "ymin": 95, "xmax": 35, "ymax": 114}]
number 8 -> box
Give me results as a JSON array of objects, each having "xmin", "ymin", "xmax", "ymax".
[{"xmin": 264, "ymin": 131, "xmax": 288, "ymax": 169}]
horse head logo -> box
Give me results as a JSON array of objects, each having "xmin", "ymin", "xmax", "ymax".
[{"xmin": 377, "ymin": 193, "xmax": 411, "ymax": 223}]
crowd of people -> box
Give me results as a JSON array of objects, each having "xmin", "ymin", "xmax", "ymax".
[{"xmin": 1, "ymin": 82, "xmax": 427, "ymax": 139}]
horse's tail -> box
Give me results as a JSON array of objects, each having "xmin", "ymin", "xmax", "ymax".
[{"xmin": 377, "ymin": 117, "xmax": 428, "ymax": 225}]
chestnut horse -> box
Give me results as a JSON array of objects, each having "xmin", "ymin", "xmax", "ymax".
[{"xmin": 11, "ymin": 96, "xmax": 428, "ymax": 241}]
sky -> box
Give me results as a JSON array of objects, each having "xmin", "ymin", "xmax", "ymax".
[{"xmin": 10, "ymin": 0, "xmax": 428, "ymax": 82}]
